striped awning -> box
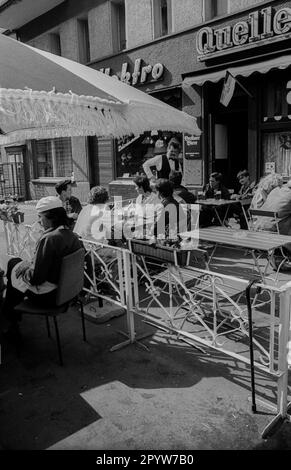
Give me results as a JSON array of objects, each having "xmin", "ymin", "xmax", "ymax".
[{"xmin": 183, "ymin": 54, "xmax": 291, "ymax": 87}]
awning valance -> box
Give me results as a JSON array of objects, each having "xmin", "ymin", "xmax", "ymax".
[{"xmin": 183, "ymin": 54, "xmax": 291, "ymax": 87}]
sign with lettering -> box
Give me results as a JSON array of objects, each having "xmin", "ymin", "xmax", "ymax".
[
  {"xmin": 183, "ymin": 133, "xmax": 201, "ymax": 160},
  {"xmin": 196, "ymin": 6, "xmax": 291, "ymax": 61},
  {"xmin": 100, "ymin": 59, "xmax": 164, "ymax": 86}
]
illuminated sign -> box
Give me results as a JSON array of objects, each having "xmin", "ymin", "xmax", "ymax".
[
  {"xmin": 100, "ymin": 59, "xmax": 164, "ymax": 86},
  {"xmin": 196, "ymin": 6, "xmax": 291, "ymax": 61}
]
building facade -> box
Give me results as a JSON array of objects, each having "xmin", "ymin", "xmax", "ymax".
[{"xmin": 0, "ymin": 0, "xmax": 290, "ymax": 201}]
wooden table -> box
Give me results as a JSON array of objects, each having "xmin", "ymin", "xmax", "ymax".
[
  {"xmin": 196, "ymin": 199, "xmax": 239, "ymax": 226},
  {"xmin": 181, "ymin": 226, "xmax": 291, "ymax": 282}
]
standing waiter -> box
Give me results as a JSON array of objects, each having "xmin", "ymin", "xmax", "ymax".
[{"xmin": 143, "ymin": 137, "xmax": 182, "ymax": 180}]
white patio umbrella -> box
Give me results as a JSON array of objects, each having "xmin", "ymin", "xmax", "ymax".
[{"xmin": 0, "ymin": 34, "xmax": 200, "ymax": 144}]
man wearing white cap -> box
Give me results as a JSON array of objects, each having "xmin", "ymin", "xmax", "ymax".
[{"xmin": 1, "ymin": 196, "xmax": 83, "ymax": 337}]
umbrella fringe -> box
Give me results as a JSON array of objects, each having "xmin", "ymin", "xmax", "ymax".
[{"xmin": 0, "ymin": 88, "xmax": 201, "ymax": 143}]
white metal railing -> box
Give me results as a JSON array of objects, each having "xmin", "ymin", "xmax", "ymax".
[{"xmin": 2, "ymin": 220, "xmax": 291, "ymax": 437}]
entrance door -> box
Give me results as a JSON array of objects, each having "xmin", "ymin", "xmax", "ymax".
[
  {"xmin": 207, "ymin": 82, "xmax": 248, "ymax": 191},
  {"xmin": 213, "ymin": 110, "xmax": 248, "ymax": 190},
  {"xmin": 1, "ymin": 146, "xmax": 28, "ymax": 200}
]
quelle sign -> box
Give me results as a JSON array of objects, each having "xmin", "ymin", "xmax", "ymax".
[
  {"xmin": 196, "ymin": 5, "xmax": 291, "ymax": 60},
  {"xmin": 100, "ymin": 58, "xmax": 164, "ymax": 86}
]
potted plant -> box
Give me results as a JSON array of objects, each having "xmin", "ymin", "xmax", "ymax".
[{"xmin": 0, "ymin": 196, "xmax": 24, "ymax": 224}]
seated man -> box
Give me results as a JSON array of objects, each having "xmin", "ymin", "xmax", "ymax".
[
  {"xmin": 1, "ymin": 196, "xmax": 84, "ymax": 337},
  {"xmin": 55, "ymin": 179, "xmax": 82, "ymax": 228},
  {"xmin": 200, "ymin": 172, "xmax": 230, "ymax": 227},
  {"xmin": 203, "ymin": 172, "xmax": 230, "ymax": 200},
  {"xmin": 169, "ymin": 170, "xmax": 197, "ymax": 204},
  {"xmin": 230, "ymin": 169, "xmax": 256, "ymax": 229},
  {"xmin": 232, "ymin": 169, "xmax": 256, "ymax": 200}
]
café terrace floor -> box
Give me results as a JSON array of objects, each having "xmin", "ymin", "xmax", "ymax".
[{"xmin": 0, "ymin": 203, "xmax": 291, "ymax": 450}]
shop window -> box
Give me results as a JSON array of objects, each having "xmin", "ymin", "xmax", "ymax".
[
  {"xmin": 262, "ymin": 79, "xmax": 291, "ymax": 122},
  {"xmin": 204, "ymin": 0, "xmax": 228, "ymax": 21},
  {"xmin": 115, "ymin": 88, "xmax": 182, "ymax": 178},
  {"xmin": 262, "ymin": 131, "xmax": 291, "ymax": 177},
  {"xmin": 116, "ymin": 131, "xmax": 183, "ymax": 179},
  {"xmin": 78, "ymin": 18, "xmax": 90, "ymax": 64},
  {"xmin": 35, "ymin": 138, "xmax": 72, "ymax": 178},
  {"xmin": 153, "ymin": 0, "xmax": 172, "ymax": 38},
  {"xmin": 111, "ymin": 0, "xmax": 126, "ymax": 52}
]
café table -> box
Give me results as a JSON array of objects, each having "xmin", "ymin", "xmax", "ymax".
[
  {"xmin": 196, "ymin": 198, "xmax": 239, "ymax": 226},
  {"xmin": 180, "ymin": 226, "xmax": 291, "ymax": 282}
]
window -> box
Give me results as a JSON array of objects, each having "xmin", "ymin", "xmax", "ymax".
[
  {"xmin": 111, "ymin": 0, "xmax": 126, "ymax": 52},
  {"xmin": 204, "ymin": 0, "xmax": 228, "ymax": 21},
  {"xmin": 262, "ymin": 78, "xmax": 291, "ymax": 123},
  {"xmin": 49, "ymin": 33, "xmax": 61, "ymax": 56},
  {"xmin": 153, "ymin": 0, "xmax": 172, "ymax": 39},
  {"xmin": 35, "ymin": 138, "xmax": 72, "ymax": 178},
  {"xmin": 78, "ymin": 18, "xmax": 90, "ymax": 64},
  {"xmin": 262, "ymin": 132, "xmax": 291, "ymax": 177}
]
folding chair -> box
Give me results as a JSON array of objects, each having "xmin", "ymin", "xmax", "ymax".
[
  {"xmin": 248, "ymin": 208, "xmax": 287, "ymax": 276},
  {"xmin": 15, "ymin": 248, "xmax": 86, "ymax": 365},
  {"xmin": 249, "ymin": 208, "xmax": 280, "ymax": 234}
]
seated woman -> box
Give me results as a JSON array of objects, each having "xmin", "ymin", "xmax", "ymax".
[
  {"xmin": 74, "ymin": 187, "xmax": 119, "ymax": 290},
  {"xmin": 250, "ymin": 173, "xmax": 283, "ymax": 210},
  {"xmin": 1, "ymin": 196, "xmax": 83, "ymax": 336},
  {"xmin": 74, "ymin": 186, "xmax": 112, "ymax": 243},
  {"xmin": 253, "ymin": 180, "xmax": 291, "ymax": 269}
]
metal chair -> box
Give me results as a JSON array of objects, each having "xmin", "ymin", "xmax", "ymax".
[
  {"xmin": 248, "ymin": 208, "xmax": 280, "ymax": 233},
  {"xmin": 15, "ymin": 248, "xmax": 86, "ymax": 365},
  {"xmin": 248, "ymin": 208, "xmax": 288, "ymax": 277}
]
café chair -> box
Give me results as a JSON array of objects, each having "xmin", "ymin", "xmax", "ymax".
[
  {"xmin": 15, "ymin": 248, "xmax": 86, "ymax": 366},
  {"xmin": 248, "ymin": 208, "xmax": 280, "ymax": 234},
  {"xmin": 248, "ymin": 208, "xmax": 288, "ymax": 274}
]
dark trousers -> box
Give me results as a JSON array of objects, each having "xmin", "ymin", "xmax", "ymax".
[{"xmin": 2, "ymin": 257, "xmax": 57, "ymax": 325}]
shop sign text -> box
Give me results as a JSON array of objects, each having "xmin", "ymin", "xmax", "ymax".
[
  {"xmin": 100, "ymin": 59, "xmax": 164, "ymax": 86},
  {"xmin": 196, "ymin": 6, "xmax": 291, "ymax": 60}
]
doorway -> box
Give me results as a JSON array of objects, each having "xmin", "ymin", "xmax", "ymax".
[
  {"xmin": 207, "ymin": 82, "xmax": 248, "ymax": 191},
  {"xmin": 213, "ymin": 109, "xmax": 248, "ymax": 190},
  {"xmin": 1, "ymin": 146, "xmax": 28, "ymax": 200}
]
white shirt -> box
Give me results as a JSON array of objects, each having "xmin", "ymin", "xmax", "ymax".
[{"xmin": 143, "ymin": 154, "xmax": 182, "ymax": 179}]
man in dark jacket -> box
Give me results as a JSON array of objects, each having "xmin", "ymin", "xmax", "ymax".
[
  {"xmin": 55, "ymin": 179, "xmax": 82, "ymax": 228},
  {"xmin": 1, "ymin": 196, "xmax": 83, "ymax": 335}
]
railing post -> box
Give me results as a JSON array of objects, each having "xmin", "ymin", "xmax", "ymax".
[
  {"xmin": 123, "ymin": 250, "xmax": 136, "ymax": 344},
  {"xmin": 277, "ymin": 288, "xmax": 291, "ymax": 417}
]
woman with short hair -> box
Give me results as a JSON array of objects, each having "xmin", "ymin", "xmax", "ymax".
[
  {"xmin": 250, "ymin": 173, "xmax": 283, "ymax": 210},
  {"xmin": 74, "ymin": 186, "xmax": 112, "ymax": 242}
]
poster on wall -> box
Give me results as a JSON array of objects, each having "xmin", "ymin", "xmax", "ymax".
[{"xmin": 183, "ymin": 133, "xmax": 201, "ymax": 159}]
